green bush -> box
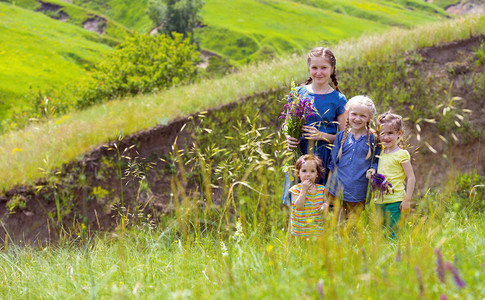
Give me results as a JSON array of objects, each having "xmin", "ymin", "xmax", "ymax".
[
  {"xmin": 451, "ymin": 170, "xmax": 485, "ymax": 212},
  {"xmin": 76, "ymin": 33, "xmax": 200, "ymax": 108},
  {"xmin": 445, "ymin": 170, "xmax": 485, "ymax": 213},
  {"xmin": 205, "ymin": 56, "xmax": 234, "ymax": 78}
]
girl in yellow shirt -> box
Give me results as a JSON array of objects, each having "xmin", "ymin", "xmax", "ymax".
[{"xmin": 375, "ymin": 112, "xmax": 416, "ymax": 238}]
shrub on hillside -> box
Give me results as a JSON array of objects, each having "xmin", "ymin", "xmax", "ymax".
[
  {"xmin": 76, "ymin": 33, "xmax": 200, "ymax": 109},
  {"xmin": 205, "ymin": 56, "xmax": 234, "ymax": 78},
  {"xmin": 453, "ymin": 170, "xmax": 485, "ymax": 212}
]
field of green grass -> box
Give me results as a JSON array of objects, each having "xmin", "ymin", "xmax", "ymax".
[
  {"xmin": 1, "ymin": 14, "xmax": 484, "ymax": 193},
  {"xmin": 1, "ymin": 6, "xmax": 484, "ymax": 297},
  {"xmin": 0, "ymin": 2, "xmax": 118, "ymax": 120},
  {"xmin": 0, "ymin": 167, "xmax": 484, "ymax": 298},
  {"xmin": 72, "ymin": 0, "xmax": 451, "ymax": 64},
  {"xmin": 1, "ymin": 0, "xmax": 453, "ymax": 124},
  {"xmin": 432, "ymin": 0, "xmax": 464, "ymax": 9},
  {"xmin": 73, "ymin": 0, "xmax": 152, "ymax": 32},
  {"xmin": 196, "ymin": 0, "xmax": 389, "ymax": 63},
  {"xmin": 3, "ymin": 0, "xmax": 131, "ymax": 40}
]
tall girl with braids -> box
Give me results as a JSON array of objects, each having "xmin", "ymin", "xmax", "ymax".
[
  {"xmin": 283, "ymin": 47, "xmax": 347, "ymax": 205},
  {"xmin": 326, "ymin": 96, "xmax": 380, "ymax": 221}
]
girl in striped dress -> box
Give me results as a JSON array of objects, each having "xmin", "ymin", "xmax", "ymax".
[{"xmin": 289, "ymin": 154, "xmax": 327, "ymax": 237}]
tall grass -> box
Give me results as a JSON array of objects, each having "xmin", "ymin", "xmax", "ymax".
[
  {"xmin": 1, "ymin": 14, "xmax": 484, "ymax": 192},
  {"xmin": 1, "ymin": 66, "xmax": 484, "ymax": 298},
  {"xmin": 0, "ymin": 183, "xmax": 484, "ymax": 298}
]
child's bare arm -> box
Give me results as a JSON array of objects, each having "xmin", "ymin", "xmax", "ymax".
[
  {"xmin": 400, "ymin": 160, "xmax": 415, "ymax": 213},
  {"xmin": 292, "ymin": 192, "xmax": 306, "ymax": 209},
  {"xmin": 293, "ymin": 180, "xmax": 311, "ymax": 209}
]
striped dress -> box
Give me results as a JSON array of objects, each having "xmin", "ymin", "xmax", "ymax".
[{"xmin": 289, "ymin": 184, "xmax": 325, "ymax": 237}]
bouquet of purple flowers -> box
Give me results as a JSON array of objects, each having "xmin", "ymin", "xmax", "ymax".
[
  {"xmin": 371, "ymin": 173, "xmax": 394, "ymax": 200},
  {"xmin": 281, "ymin": 82, "xmax": 315, "ymax": 166}
]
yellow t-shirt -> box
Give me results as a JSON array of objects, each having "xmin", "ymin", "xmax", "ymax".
[{"xmin": 374, "ymin": 149, "xmax": 410, "ymax": 204}]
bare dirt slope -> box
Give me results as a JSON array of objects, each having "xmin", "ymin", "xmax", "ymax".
[{"xmin": 0, "ymin": 36, "xmax": 483, "ymax": 246}]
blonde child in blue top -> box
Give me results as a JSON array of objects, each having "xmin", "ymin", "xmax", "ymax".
[
  {"xmin": 326, "ymin": 95, "xmax": 380, "ymax": 221},
  {"xmin": 374, "ymin": 112, "xmax": 416, "ymax": 238},
  {"xmin": 289, "ymin": 154, "xmax": 327, "ymax": 237}
]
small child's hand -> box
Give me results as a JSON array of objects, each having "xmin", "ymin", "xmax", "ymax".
[
  {"xmin": 366, "ymin": 168, "xmax": 376, "ymax": 180},
  {"xmin": 319, "ymin": 202, "xmax": 329, "ymax": 213},
  {"xmin": 400, "ymin": 200, "xmax": 411, "ymax": 213},
  {"xmin": 301, "ymin": 179, "xmax": 312, "ymax": 191}
]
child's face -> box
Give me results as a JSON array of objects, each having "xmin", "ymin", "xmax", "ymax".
[
  {"xmin": 308, "ymin": 56, "xmax": 333, "ymax": 86},
  {"xmin": 379, "ymin": 123, "xmax": 402, "ymax": 149},
  {"xmin": 348, "ymin": 104, "xmax": 372, "ymax": 132},
  {"xmin": 298, "ymin": 160, "xmax": 318, "ymax": 183}
]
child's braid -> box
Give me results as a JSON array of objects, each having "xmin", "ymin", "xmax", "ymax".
[
  {"xmin": 305, "ymin": 76, "xmax": 313, "ymax": 85},
  {"xmin": 365, "ymin": 123, "xmax": 372, "ymax": 159},
  {"xmin": 330, "ymin": 71, "xmax": 341, "ymax": 93},
  {"xmin": 337, "ymin": 118, "xmax": 351, "ymax": 161}
]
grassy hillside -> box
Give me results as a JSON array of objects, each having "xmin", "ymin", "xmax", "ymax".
[
  {"xmin": 299, "ymin": 0, "xmax": 449, "ymax": 26},
  {"xmin": 432, "ymin": 0, "xmax": 464, "ymax": 9},
  {"xmin": 1, "ymin": 0, "xmax": 452, "ymax": 124},
  {"xmin": 73, "ymin": 0, "xmax": 152, "ymax": 32},
  {"xmin": 3, "ymin": 0, "xmax": 131, "ymax": 40},
  {"xmin": 1, "ymin": 14, "xmax": 484, "ymax": 192},
  {"xmin": 73, "ymin": 0, "xmax": 451, "ymax": 64},
  {"xmin": 0, "ymin": 2, "xmax": 115, "ymax": 120},
  {"xmin": 0, "ymin": 13, "xmax": 484, "ymax": 298},
  {"xmin": 197, "ymin": 0, "xmax": 389, "ymax": 63}
]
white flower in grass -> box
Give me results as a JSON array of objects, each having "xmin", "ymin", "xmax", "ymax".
[
  {"xmin": 231, "ymin": 218, "xmax": 245, "ymax": 244},
  {"xmin": 220, "ymin": 241, "xmax": 228, "ymax": 257}
]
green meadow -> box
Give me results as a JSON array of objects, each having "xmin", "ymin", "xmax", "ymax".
[
  {"xmin": 0, "ymin": 108, "xmax": 484, "ymax": 298},
  {"xmin": 1, "ymin": 14, "xmax": 484, "ymax": 192},
  {"xmin": 0, "ymin": 2, "xmax": 115, "ymax": 120},
  {"xmin": 432, "ymin": 0, "xmax": 468, "ymax": 9},
  {"xmin": 196, "ymin": 0, "xmax": 388, "ymax": 62},
  {"xmin": 1, "ymin": 199, "xmax": 484, "ymax": 299},
  {"xmin": 73, "ymin": 0, "xmax": 153, "ymax": 32},
  {"xmin": 73, "ymin": 0, "xmax": 452, "ymax": 63},
  {"xmin": 0, "ymin": 4, "xmax": 484, "ymax": 298},
  {"xmin": 1, "ymin": 0, "xmax": 452, "ymax": 123}
]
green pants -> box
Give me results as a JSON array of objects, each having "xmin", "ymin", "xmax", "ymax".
[{"xmin": 375, "ymin": 202, "xmax": 401, "ymax": 239}]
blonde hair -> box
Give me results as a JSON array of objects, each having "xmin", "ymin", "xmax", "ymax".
[{"xmin": 337, "ymin": 95, "xmax": 377, "ymax": 160}]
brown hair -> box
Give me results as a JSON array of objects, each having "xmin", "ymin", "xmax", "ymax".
[
  {"xmin": 376, "ymin": 111, "xmax": 406, "ymax": 148},
  {"xmin": 305, "ymin": 47, "xmax": 341, "ymax": 93},
  {"xmin": 294, "ymin": 154, "xmax": 325, "ymax": 180},
  {"xmin": 337, "ymin": 95, "xmax": 377, "ymax": 161}
]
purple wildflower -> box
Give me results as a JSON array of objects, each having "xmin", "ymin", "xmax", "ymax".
[
  {"xmin": 395, "ymin": 248, "xmax": 402, "ymax": 262},
  {"xmin": 435, "ymin": 248, "xmax": 446, "ymax": 283},
  {"xmin": 371, "ymin": 173, "xmax": 394, "ymax": 200},
  {"xmin": 281, "ymin": 82, "xmax": 316, "ymax": 164},
  {"xmin": 362, "ymin": 248, "xmax": 368, "ymax": 273},
  {"xmin": 415, "ymin": 266, "xmax": 424, "ymax": 297},
  {"xmin": 318, "ymin": 279, "xmax": 324, "ymax": 299},
  {"xmin": 440, "ymin": 295, "xmax": 448, "ymax": 300},
  {"xmin": 445, "ymin": 262, "xmax": 466, "ymax": 288}
]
